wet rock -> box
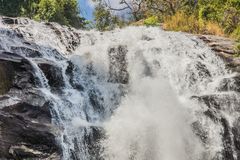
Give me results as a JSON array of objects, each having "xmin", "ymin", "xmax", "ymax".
[
  {"xmin": 66, "ymin": 61, "xmax": 84, "ymax": 91},
  {"xmin": 2, "ymin": 102, "xmax": 52, "ymax": 124},
  {"xmin": 50, "ymin": 49, "xmax": 66, "ymax": 61},
  {"xmin": 38, "ymin": 62, "xmax": 65, "ymax": 89},
  {"xmin": 11, "ymin": 46, "xmax": 42, "ymax": 58},
  {"xmin": 199, "ymin": 35, "xmax": 236, "ymax": 55},
  {"xmin": 192, "ymin": 93, "xmax": 240, "ymax": 112},
  {"xmin": 218, "ymin": 75, "xmax": 240, "ymax": 92},
  {"xmin": 0, "ymin": 99, "xmax": 60, "ymax": 159},
  {"xmin": 141, "ymin": 35, "xmax": 153, "ymax": 41},
  {"xmin": 0, "ymin": 51, "xmax": 37, "ymax": 91},
  {"xmin": 192, "ymin": 95, "xmax": 221, "ymax": 110},
  {"xmin": 45, "ymin": 23, "xmax": 81, "ymax": 53},
  {"xmin": 220, "ymin": 118, "xmax": 234, "ymax": 160},
  {"xmin": 108, "ymin": 45, "xmax": 129, "ymax": 84},
  {"xmin": 186, "ymin": 61, "xmax": 211, "ymax": 85},
  {"xmin": 198, "ymin": 35, "xmax": 240, "ymax": 73},
  {"xmin": 0, "ymin": 50, "xmax": 61, "ymax": 159},
  {"xmin": 83, "ymin": 127, "xmax": 105, "ymax": 160},
  {"xmin": 0, "ymin": 60, "xmax": 14, "ymax": 95},
  {"xmin": 2, "ymin": 17, "xmax": 18, "ymax": 25},
  {"xmin": 192, "ymin": 121, "xmax": 208, "ymax": 144},
  {"xmin": 88, "ymin": 89, "xmax": 104, "ymax": 114},
  {"xmin": 203, "ymin": 109, "xmax": 220, "ymax": 122},
  {"xmin": 232, "ymin": 118, "xmax": 240, "ymax": 159}
]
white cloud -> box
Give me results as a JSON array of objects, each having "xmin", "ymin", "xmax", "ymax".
[{"xmin": 86, "ymin": 0, "xmax": 95, "ymax": 8}]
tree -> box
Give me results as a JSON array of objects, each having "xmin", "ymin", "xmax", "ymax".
[
  {"xmin": 145, "ymin": 0, "xmax": 190, "ymax": 16},
  {"xmin": 93, "ymin": 0, "xmax": 145, "ymax": 21},
  {"xmin": 0, "ymin": 0, "xmax": 86, "ymax": 28},
  {"xmin": 62, "ymin": 0, "xmax": 86, "ymax": 28},
  {"xmin": 94, "ymin": 4, "xmax": 118, "ymax": 31},
  {"xmin": 0, "ymin": 0, "xmax": 26, "ymax": 17},
  {"xmin": 21, "ymin": 0, "xmax": 40, "ymax": 18}
]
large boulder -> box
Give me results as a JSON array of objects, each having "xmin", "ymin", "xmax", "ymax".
[
  {"xmin": 108, "ymin": 45, "xmax": 129, "ymax": 84},
  {"xmin": 0, "ymin": 102, "xmax": 60, "ymax": 160},
  {"xmin": 0, "ymin": 49, "xmax": 61, "ymax": 159}
]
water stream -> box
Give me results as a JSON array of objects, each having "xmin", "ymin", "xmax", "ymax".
[{"xmin": 1, "ymin": 21, "xmax": 240, "ymax": 160}]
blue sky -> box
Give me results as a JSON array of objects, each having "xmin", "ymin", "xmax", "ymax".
[
  {"xmin": 78, "ymin": 0, "xmax": 127, "ymax": 20},
  {"xmin": 78, "ymin": 0, "xmax": 94, "ymax": 20}
]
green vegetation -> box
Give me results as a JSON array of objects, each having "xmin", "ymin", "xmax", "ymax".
[
  {"xmin": 144, "ymin": 16, "xmax": 159, "ymax": 26},
  {"xmin": 93, "ymin": 0, "xmax": 240, "ymax": 41},
  {"xmin": 0, "ymin": 0, "xmax": 239, "ymax": 40},
  {"xmin": 234, "ymin": 43, "xmax": 240, "ymax": 55},
  {"xmin": 93, "ymin": 2, "xmax": 126, "ymax": 31},
  {"xmin": 0, "ymin": 0, "xmax": 86, "ymax": 28},
  {"xmin": 94, "ymin": 4, "xmax": 119, "ymax": 31}
]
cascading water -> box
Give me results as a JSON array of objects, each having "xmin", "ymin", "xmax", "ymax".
[{"xmin": 1, "ymin": 18, "xmax": 240, "ymax": 160}]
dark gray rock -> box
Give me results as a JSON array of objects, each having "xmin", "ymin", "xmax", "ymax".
[
  {"xmin": 11, "ymin": 46, "xmax": 43, "ymax": 58},
  {"xmin": 0, "ymin": 51, "xmax": 61, "ymax": 159},
  {"xmin": 218, "ymin": 74, "xmax": 240, "ymax": 92},
  {"xmin": 45, "ymin": 22, "xmax": 81, "ymax": 53},
  {"xmin": 38, "ymin": 62, "xmax": 65, "ymax": 89},
  {"xmin": 232, "ymin": 118, "xmax": 240, "ymax": 159},
  {"xmin": 66, "ymin": 61, "xmax": 84, "ymax": 91},
  {"xmin": 0, "ymin": 95, "xmax": 61, "ymax": 159},
  {"xmin": 199, "ymin": 35, "xmax": 236, "ymax": 55},
  {"xmin": 108, "ymin": 45, "xmax": 129, "ymax": 84},
  {"xmin": 0, "ymin": 51, "xmax": 37, "ymax": 91},
  {"xmin": 2, "ymin": 17, "xmax": 18, "ymax": 25}
]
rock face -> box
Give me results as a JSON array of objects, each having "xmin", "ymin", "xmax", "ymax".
[
  {"xmin": 0, "ymin": 17, "xmax": 66, "ymax": 159},
  {"xmin": 198, "ymin": 35, "xmax": 240, "ymax": 72},
  {"xmin": 108, "ymin": 45, "xmax": 129, "ymax": 84},
  {"xmin": 191, "ymin": 35, "xmax": 240, "ymax": 160}
]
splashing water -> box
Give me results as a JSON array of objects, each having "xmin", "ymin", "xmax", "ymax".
[
  {"xmin": 102, "ymin": 77, "xmax": 205, "ymax": 160},
  {"xmin": 1, "ymin": 19, "xmax": 240, "ymax": 160}
]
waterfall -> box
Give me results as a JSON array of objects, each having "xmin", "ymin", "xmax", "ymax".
[{"xmin": 1, "ymin": 18, "xmax": 240, "ymax": 160}]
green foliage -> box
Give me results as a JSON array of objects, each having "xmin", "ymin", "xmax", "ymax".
[
  {"xmin": 94, "ymin": 5, "xmax": 112, "ymax": 31},
  {"xmin": 234, "ymin": 43, "xmax": 240, "ymax": 57},
  {"xmin": 0, "ymin": 0, "xmax": 86, "ymax": 28},
  {"xmin": 196, "ymin": 0, "xmax": 240, "ymax": 36},
  {"xmin": 231, "ymin": 26, "xmax": 240, "ymax": 41},
  {"xmin": 20, "ymin": 0, "xmax": 39, "ymax": 18},
  {"xmin": 158, "ymin": 0, "xmax": 240, "ymax": 39},
  {"xmin": 0, "ymin": 0, "xmax": 25, "ymax": 17},
  {"xmin": 35, "ymin": 0, "xmax": 60, "ymax": 22},
  {"xmin": 234, "ymin": 43, "xmax": 240, "ymax": 54},
  {"xmin": 144, "ymin": 16, "xmax": 159, "ymax": 26},
  {"xmin": 199, "ymin": 5, "xmax": 219, "ymax": 21},
  {"xmin": 94, "ymin": 4, "xmax": 124, "ymax": 31}
]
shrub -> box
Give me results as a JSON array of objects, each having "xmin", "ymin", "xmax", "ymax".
[
  {"xmin": 144, "ymin": 16, "xmax": 159, "ymax": 26},
  {"xmin": 234, "ymin": 43, "xmax": 240, "ymax": 55},
  {"xmin": 231, "ymin": 26, "xmax": 240, "ymax": 41},
  {"xmin": 163, "ymin": 11, "xmax": 226, "ymax": 36},
  {"xmin": 205, "ymin": 21, "xmax": 224, "ymax": 36},
  {"xmin": 163, "ymin": 11, "xmax": 203, "ymax": 34},
  {"xmin": 199, "ymin": 5, "xmax": 220, "ymax": 22}
]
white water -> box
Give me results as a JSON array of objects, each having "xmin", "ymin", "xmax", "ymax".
[
  {"xmin": 102, "ymin": 77, "xmax": 204, "ymax": 160},
  {"xmin": 1, "ymin": 20, "xmax": 240, "ymax": 160},
  {"xmin": 72, "ymin": 27, "xmax": 238, "ymax": 160}
]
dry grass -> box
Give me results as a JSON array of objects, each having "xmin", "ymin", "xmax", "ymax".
[
  {"xmin": 163, "ymin": 11, "xmax": 225, "ymax": 37},
  {"xmin": 163, "ymin": 12, "xmax": 203, "ymax": 34},
  {"xmin": 205, "ymin": 22, "xmax": 224, "ymax": 36}
]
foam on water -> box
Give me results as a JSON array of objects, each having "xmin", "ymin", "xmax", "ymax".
[{"xmin": 1, "ymin": 19, "xmax": 240, "ymax": 160}]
